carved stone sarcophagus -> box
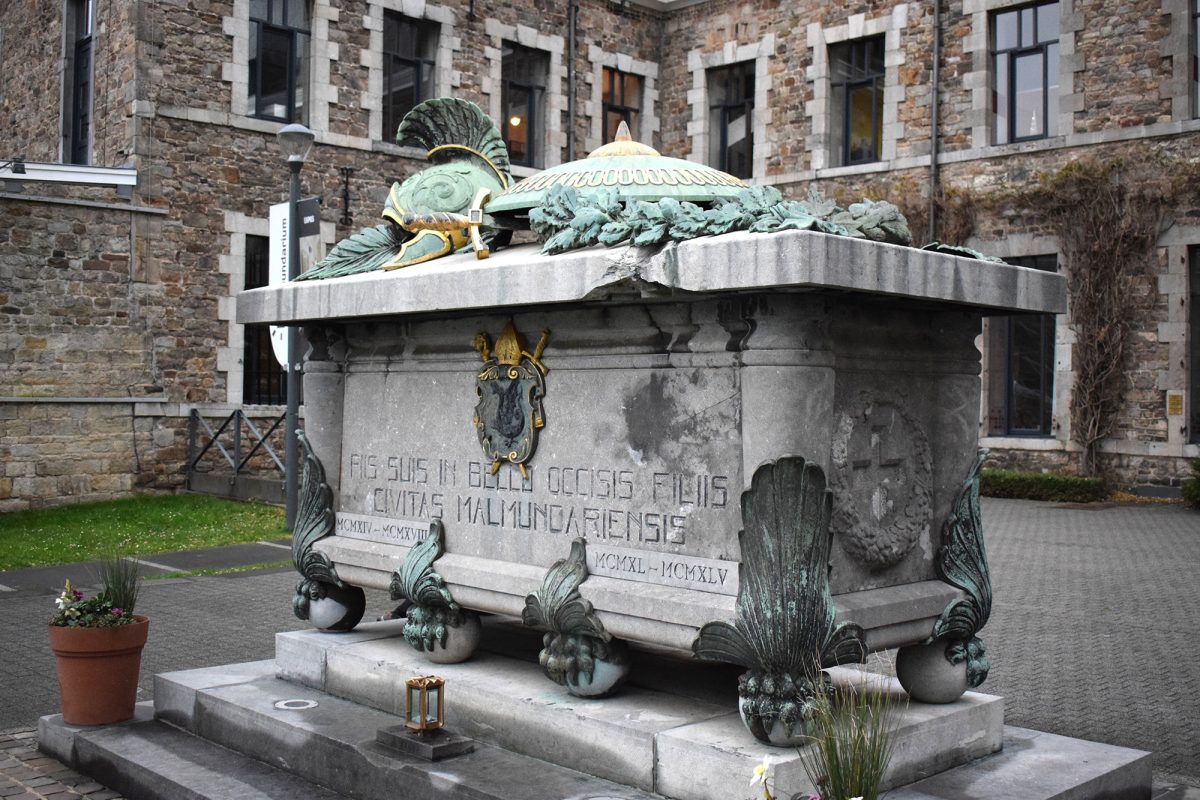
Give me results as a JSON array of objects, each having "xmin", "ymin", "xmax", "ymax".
[{"xmin": 242, "ymin": 222, "xmax": 1063, "ymax": 740}]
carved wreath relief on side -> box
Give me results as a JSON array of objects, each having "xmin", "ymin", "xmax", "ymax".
[
  {"xmin": 830, "ymin": 393, "xmax": 933, "ymax": 570},
  {"xmin": 472, "ymin": 321, "xmax": 549, "ymax": 479}
]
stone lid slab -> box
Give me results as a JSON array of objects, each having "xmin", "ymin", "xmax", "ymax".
[{"xmin": 237, "ymin": 230, "xmax": 1067, "ymax": 326}]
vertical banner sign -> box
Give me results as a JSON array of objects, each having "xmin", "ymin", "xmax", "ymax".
[
  {"xmin": 268, "ymin": 202, "xmax": 290, "ymax": 369},
  {"xmin": 267, "ymin": 199, "xmax": 323, "ymax": 369}
]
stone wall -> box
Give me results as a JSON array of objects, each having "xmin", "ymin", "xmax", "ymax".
[
  {"xmin": 984, "ymin": 447, "xmax": 1194, "ymax": 489},
  {"xmin": 0, "ymin": 182, "xmax": 190, "ymax": 511},
  {"xmin": 0, "ymin": 0, "xmax": 140, "ymax": 167},
  {"xmin": 0, "ymin": 187, "xmax": 151, "ymax": 400},
  {"xmin": 0, "ymin": 0, "xmax": 63, "ymax": 163}
]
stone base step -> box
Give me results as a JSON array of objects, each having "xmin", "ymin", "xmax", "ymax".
[
  {"xmin": 275, "ymin": 621, "xmax": 1005, "ymax": 799},
  {"xmin": 889, "ymin": 726, "xmax": 1152, "ymax": 800},
  {"xmin": 38, "ymin": 692, "xmax": 1155, "ymax": 800},
  {"xmin": 36, "ymin": 628, "xmax": 1152, "ymax": 800},
  {"xmin": 40, "ymin": 683, "xmax": 661, "ymax": 800},
  {"xmin": 38, "ymin": 705, "xmax": 349, "ymax": 800}
]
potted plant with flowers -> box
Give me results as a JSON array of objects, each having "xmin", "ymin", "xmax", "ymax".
[{"xmin": 48, "ymin": 556, "xmax": 148, "ymax": 725}]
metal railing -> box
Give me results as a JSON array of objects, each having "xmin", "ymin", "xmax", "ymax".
[{"xmin": 186, "ymin": 408, "xmax": 286, "ymax": 477}]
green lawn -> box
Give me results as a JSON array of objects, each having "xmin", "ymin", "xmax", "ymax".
[{"xmin": 0, "ymin": 494, "xmax": 288, "ymax": 571}]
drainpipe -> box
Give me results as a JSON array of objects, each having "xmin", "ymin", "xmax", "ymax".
[
  {"xmin": 567, "ymin": 0, "xmax": 578, "ymax": 161},
  {"xmin": 927, "ymin": 0, "xmax": 942, "ymax": 244}
]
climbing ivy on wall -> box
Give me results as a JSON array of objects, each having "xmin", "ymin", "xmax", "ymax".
[
  {"xmin": 1032, "ymin": 155, "xmax": 1188, "ymax": 476},
  {"xmin": 884, "ymin": 148, "xmax": 1199, "ymax": 478}
]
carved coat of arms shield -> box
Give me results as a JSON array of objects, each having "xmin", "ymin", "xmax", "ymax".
[{"xmin": 472, "ymin": 322, "xmax": 549, "ymax": 478}]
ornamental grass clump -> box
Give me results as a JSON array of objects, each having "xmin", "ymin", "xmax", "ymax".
[
  {"xmin": 795, "ymin": 677, "xmax": 901, "ymax": 800},
  {"xmin": 96, "ymin": 552, "xmax": 141, "ymax": 615}
]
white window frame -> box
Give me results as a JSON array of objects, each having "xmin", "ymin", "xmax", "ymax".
[
  {"xmin": 963, "ymin": 0, "xmax": 1080, "ymax": 149},
  {"xmin": 482, "ymin": 20, "xmax": 565, "ymax": 175},
  {"xmin": 685, "ymin": 34, "xmax": 774, "ymax": 180},
  {"xmin": 222, "ymin": 0, "xmax": 337, "ymax": 132},
  {"xmin": 361, "ymin": 0, "xmax": 460, "ymax": 147},
  {"xmin": 1162, "ymin": 0, "xmax": 1197, "ymax": 120},
  {"xmin": 585, "ymin": 46, "xmax": 659, "ymax": 152},
  {"xmin": 219, "ymin": 211, "xmax": 335, "ymax": 405},
  {"xmin": 806, "ymin": 7, "xmax": 908, "ymax": 173},
  {"xmin": 968, "ymin": 235, "xmax": 1071, "ymax": 447},
  {"xmin": 60, "ymin": 0, "xmax": 96, "ymax": 165}
]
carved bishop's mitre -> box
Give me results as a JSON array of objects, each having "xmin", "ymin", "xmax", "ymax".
[{"xmin": 494, "ymin": 321, "xmax": 525, "ymax": 366}]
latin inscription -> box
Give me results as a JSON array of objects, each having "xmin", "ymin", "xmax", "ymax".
[
  {"xmin": 342, "ymin": 450, "xmax": 736, "ymax": 594},
  {"xmin": 587, "ymin": 544, "xmax": 738, "ymax": 596},
  {"xmin": 335, "ymin": 512, "xmax": 431, "ymax": 546}
]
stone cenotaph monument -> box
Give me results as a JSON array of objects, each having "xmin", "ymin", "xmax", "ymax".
[{"xmin": 39, "ymin": 100, "xmax": 1152, "ymax": 800}]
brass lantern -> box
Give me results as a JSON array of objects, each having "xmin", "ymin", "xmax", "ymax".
[{"xmin": 404, "ymin": 675, "xmax": 445, "ymax": 733}]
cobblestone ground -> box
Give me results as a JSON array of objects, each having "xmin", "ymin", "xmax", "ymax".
[
  {"xmin": 0, "ymin": 729, "xmax": 124, "ymax": 800},
  {"xmin": 981, "ymin": 498, "xmax": 1200, "ymax": 783},
  {"xmin": 0, "ymin": 499, "xmax": 1197, "ymax": 794}
]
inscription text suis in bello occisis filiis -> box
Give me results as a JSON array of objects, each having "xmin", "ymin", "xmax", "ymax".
[{"xmin": 344, "ymin": 451, "xmax": 731, "ymax": 548}]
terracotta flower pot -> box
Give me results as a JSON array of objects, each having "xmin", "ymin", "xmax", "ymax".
[{"xmin": 48, "ymin": 615, "xmax": 149, "ymax": 726}]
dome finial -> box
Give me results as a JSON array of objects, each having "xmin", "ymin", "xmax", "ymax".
[{"xmin": 587, "ymin": 122, "xmax": 660, "ymax": 158}]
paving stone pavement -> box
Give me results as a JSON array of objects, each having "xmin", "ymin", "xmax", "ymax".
[
  {"xmin": 0, "ymin": 729, "xmax": 124, "ymax": 799},
  {"xmin": 982, "ymin": 498, "xmax": 1200, "ymax": 784},
  {"xmin": 0, "ymin": 498, "xmax": 1197, "ymax": 796}
]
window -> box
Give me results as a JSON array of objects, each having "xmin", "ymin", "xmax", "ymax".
[
  {"xmin": 830, "ymin": 37, "xmax": 884, "ymax": 166},
  {"xmin": 707, "ymin": 62, "xmax": 754, "ymax": 178},
  {"xmin": 248, "ymin": 0, "xmax": 310, "ymax": 122},
  {"xmin": 601, "ymin": 67, "xmax": 642, "ymax": 142},
  {"xmin": 1190, "ymin": 246, "xmax": 1200, "ymax": 440},
  {"xmin": 64, "ymin": 0, "xmax": 94, "ymax": 165},
  {"xmin": 986, "ymin": 255, "xmax": 1058, "ymax": 436},
  {"xmin": 382, "ymin": 13, "xmax": 437, "ymax": 142},
  {"xmin": 502, "ymin": 43, "xmax": 548, "ymax": 167},
  {"xmin": 243, "ymin": 236, "xmax": 286, "ymax": 405},
  {"xmin": 992, "ymin": 1, "xmax": 1059, "ymax": 144},
  {"xmin": 1193, "ymin": 0, "xmax": 1200, "ymax": 118}
]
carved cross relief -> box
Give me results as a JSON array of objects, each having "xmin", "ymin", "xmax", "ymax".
[
  {"xmin": 831, "ymin": 396, "xmax": 933, "ymax": 570},
  {"xmin": 849, "ymin": 406, "xmax": 905, "ymax": 527}
]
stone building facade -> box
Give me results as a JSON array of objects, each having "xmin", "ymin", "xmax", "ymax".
[{"xmin": 1, "ymin": 0, "xmax": 1198, "ymax": 510}]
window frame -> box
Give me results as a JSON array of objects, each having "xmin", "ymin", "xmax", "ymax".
[
  {"xmin": 1193, "ymin": 0, "xmax": 1200, "ymax": 118},
  {"xmin": 501, "ymin": 42, "xmax": 548, "ymax": 168},
  {"xmin": 989, "ymin": 254, "xmax": 1058, "ymax": 437},
  {"xmin": 990, "ymin": 1, "xmax": 1060, "ymax": 145},
  {"xmin": 1189, "ymin": 245, "xmax": 1200, "ymax": 442},
  {"xmin": 64, "ymin": 0, "xmax": 94, "ymax": 166},
  {"xmin": 829, "ymin": 36, "xmax": 885, "ymax": 167},
  {"xmin": 248, "ymin": 0, "xmax": 311, "ymax": 123},
  {"xmin": 707, "ymin": 61, "xmax": 755, "ymax": 179},
  {"xmin": 601, "ymin": 66, "xmax": 643, "ymax": 143},
  {"xmin": 381, "ymin": 12, "xmax": 438, "ymax": 142},
  {"xmin": 242, "ymin": 235, "xmax": 287, "ymax": 406}
]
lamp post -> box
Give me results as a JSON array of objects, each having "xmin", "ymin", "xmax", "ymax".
[{"xmin": 277, "ymin": 123, "xmax": 314, "ymax": 530}]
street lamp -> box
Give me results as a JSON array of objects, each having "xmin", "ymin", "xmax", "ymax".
[{"xmin": 277, "ymin": 123, "xmax": 314, "ymax": 531}]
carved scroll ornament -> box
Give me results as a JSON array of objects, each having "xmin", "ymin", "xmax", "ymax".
[{"xmin": 927, "ymin": 449, "xmax": 993, "ymax": 688}]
